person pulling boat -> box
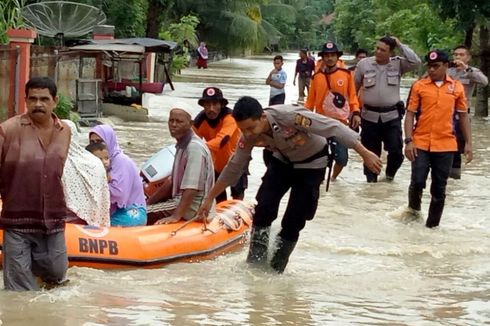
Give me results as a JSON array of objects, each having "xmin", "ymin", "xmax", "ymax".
[{"xmin": 198, "ymin": 97, "xmax": 383, "ymax": 273}]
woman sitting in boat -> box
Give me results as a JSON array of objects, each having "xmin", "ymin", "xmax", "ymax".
[
  {"xmin": 62, "ymin": 120, "xmax": 110, "ymax": 227},
  {"xmin": 147, "ymin": 103, "xmax": 215, "ymax": 224},
  {"xmin": 89, "ymin": 124, "xmax": 147, "ymax": 227}
]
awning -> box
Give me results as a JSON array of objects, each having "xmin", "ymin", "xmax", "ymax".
[{"xmin": 69, "ymin": 43, "xmax": 145, "ymax": 53}]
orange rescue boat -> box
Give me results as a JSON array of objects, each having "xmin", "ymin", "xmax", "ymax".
[{"xmin": 0, "ymin": 200, "xmax": 253, "ymax": 269}]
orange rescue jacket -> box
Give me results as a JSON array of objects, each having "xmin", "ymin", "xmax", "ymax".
[
  {"xmin": 305, "ymin": 67, "xmax": 360, "ymax": 124},
  {"xmin": 193, "ymin": 108, "xmax": 241, "ymax": 173}
]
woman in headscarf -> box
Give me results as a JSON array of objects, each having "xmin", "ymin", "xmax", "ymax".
[
  {"xmin": 62, "ymin": 120, "xmax": 110, "ymax": 227},
  {"xmin": 89, "ymin": 124, "xmax": 147, "ymax": 227},
  {"xmin": 196, "ymin": 42, "xmax": 209, "ymax": 69}
]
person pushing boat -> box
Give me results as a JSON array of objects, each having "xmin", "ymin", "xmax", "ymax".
[{"xmin": 198, "ymin": 97, "xmax": 382, "ymax": 273}]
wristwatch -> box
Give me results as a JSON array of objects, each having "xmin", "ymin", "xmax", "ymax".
[{"xmin": 404, "ymin": 137, "xmax": 412, "ymax": 144}]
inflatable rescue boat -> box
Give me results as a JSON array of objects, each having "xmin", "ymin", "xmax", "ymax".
[
  {"xmin": 0, "ymin": 145, "xmax": 254, "ymax": 269},
  {"xmin": 0, "ymin": 200, "xmax": 253, "ymax": 269}
]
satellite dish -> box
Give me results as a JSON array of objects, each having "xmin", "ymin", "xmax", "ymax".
[{"xmin": 22, "ymin": 1, "xmax": 107, "ymax": 38}]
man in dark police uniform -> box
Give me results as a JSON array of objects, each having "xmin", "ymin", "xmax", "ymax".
[{"xmin": 198, "ymin": 97, "xmax": 382, "ymax": 273}]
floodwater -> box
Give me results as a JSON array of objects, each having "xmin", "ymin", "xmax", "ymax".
[{"xmin": 1, "ymin": 53, "xmax": 489, "ymax": 325}]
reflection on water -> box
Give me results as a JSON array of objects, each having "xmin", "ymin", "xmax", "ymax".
[{"xmin": 1, "ymin": 53, "xmax": 489, "ymax": 325}]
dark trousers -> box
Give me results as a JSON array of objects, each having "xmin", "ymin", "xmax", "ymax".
[
  {"xmin": 269, "ymin": 93, "xmax": 286, "ymax": 106},
  {"xmin": 254, "ymin": 156, "xmax": 326, "ymax": 242},
  {"xmin": 408, "ymin": 149, "xmax": 454, "ymax": 227},
  {"xmin": 361, "ymin": 117, "xmax": 404, "ymax": 181}
]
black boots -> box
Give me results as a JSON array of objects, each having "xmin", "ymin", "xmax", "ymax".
[
  {"xmin": 246, "ymin": 226, "xmax": 270, "ymax": 266},
  {"xmin": 270, "ymin": 236, "xmax": 297, "ymax": 274},
  {"xmin": 426, "ymin": 198, "xmax": 445, "ymax": 228},
  {"xmin": 247, "ymin": 227, "xmax": 297, "ymax": 273}
]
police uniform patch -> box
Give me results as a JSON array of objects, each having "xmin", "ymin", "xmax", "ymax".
[{"xmin": 294, "ymin": 113, "xmax": 312, "ymax": 127}]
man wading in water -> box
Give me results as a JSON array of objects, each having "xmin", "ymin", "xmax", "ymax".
[{"xmin": 198, "ymin": 96, "xmax": 382, "ymax": 273}]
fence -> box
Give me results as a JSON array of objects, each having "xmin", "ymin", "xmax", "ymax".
[{"xmin": 0, "ymin": 45, "xmax": 19, "ymax": 122}]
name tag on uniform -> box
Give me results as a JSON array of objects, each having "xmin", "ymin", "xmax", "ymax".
[{"xmin": 294, "ymin": 114, "xmax": 312, "ymax": 127}]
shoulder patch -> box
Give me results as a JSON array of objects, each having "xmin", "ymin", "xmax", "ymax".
[{"xmin": 294, "ymin": 113, "xmax": 312, "ymax": 128}]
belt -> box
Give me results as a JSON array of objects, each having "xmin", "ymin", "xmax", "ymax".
[
  {"xmin": 364, "ymin": 104, "xmax": 398, "ymax": 113},
  {"xmin": 281, "ymin": 144, "xmax": 329, "ymax": 165}
]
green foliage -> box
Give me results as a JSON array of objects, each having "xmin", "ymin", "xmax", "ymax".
[
  {"xmin": 375, "ymin": 2, "xmax": 463, "ymax": 54},
  {"xmin": 333, "ymin": 0, "xmax": 377, "ymax": 51},
  {"xmin": 55, "ymin": 94, "xmax": 74, "ymax": 120},
  {"xmin": 332, "ymin": 0, "xmax": 464, "ymax": 54},
  {"xmin": 429, "ymin": 0, "xmax": 490, "ymax": 31},
  {"xmin": 69, "ymin": 111, "xmax": 81, "ymax": 124},
  {"xmin": 102, "ymin": 0, "xmax": 147, "ymax": 38},
  {"xmin": 159, "ymin": 14, "xmax": 200, "ymax": 47},
  {"xmin": 0, "ymin": 0, "xmax": 26, "ymax": 44},
  {"xmin": 170, "ymin": 54, "xmax": 189, "ymax": 73}
]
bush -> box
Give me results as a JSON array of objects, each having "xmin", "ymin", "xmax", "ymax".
[
  {"xmin": 54, "ymin": 93, "xmax": 74, "ymax": 120},
  {"xmin": 171, "ymin": 54, "xmax": 189, "ymax": 74}
]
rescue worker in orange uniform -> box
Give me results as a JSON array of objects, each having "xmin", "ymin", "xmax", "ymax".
[
  {"xmin": 404, "ymin": 50, "xmax": 472, "ymax": 228},
  {"xmin": 193, "ymin": 87, "xmax": 247, "ymax": 202},
  {"xmin": 305, "ymin": 41, "xmax": 361, "ymax": 181}
]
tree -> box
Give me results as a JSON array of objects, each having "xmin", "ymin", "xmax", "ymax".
[
  {"xmin": 160, "ymin": 14, "xmax": 199, "ymax": 47},
  {"xmin": 332, "ymin": 0, "xmax": 463, "ymax": 55},
  {"xmin": 104, "ymin": 0, "xmax": 147, "ymax": 38},
  {"xmin": 146, "ymin": 0, "xmax": 166, "ymax": 38},
  {"xmin": 332, "ymin": 0, "xmax": 377, "ymax": 51}
]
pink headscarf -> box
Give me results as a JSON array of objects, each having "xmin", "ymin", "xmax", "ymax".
[{"xmin": 198, "ymin": 42, "xmax": 208, "ymax": 59}]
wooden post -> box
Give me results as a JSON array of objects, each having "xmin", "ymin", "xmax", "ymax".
[{"xmin": 7, "ymin": 28, "xmax": 37, "ymax": 117}]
